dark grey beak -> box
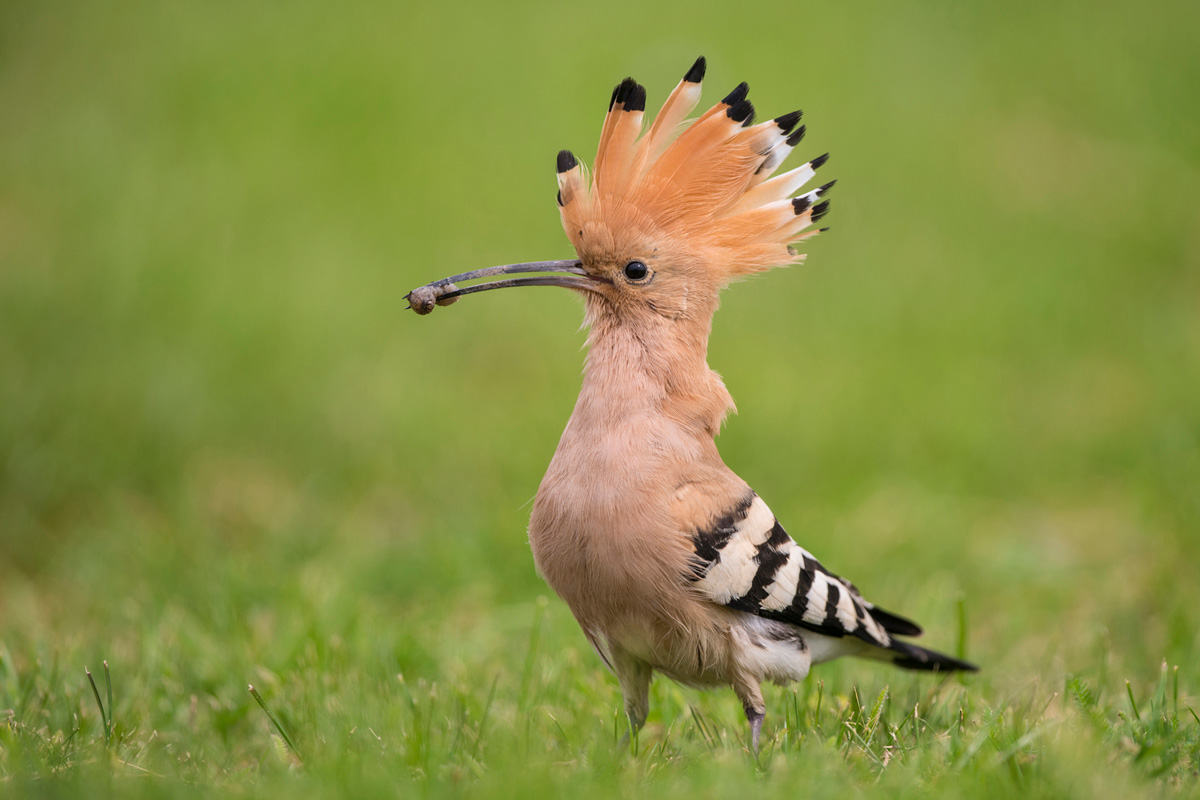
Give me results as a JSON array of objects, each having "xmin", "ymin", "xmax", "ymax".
[{"xmin": 405, "ymin": 259, "xmax": 606, "ymax": 315}]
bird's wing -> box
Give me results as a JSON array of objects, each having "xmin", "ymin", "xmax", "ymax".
[{"xmin": 681, "ymin": 491, "xmax": 920, "ymax": 649}]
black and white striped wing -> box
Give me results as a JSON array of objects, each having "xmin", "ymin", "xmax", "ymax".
[{"xmin": 688, "ymin": 492, "xmax": 916, "ymax": 648}]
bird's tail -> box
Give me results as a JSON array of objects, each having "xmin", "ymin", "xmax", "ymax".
[{"xmin": 887, "ymin": 640, "xmax": 979, "ymax": 673}]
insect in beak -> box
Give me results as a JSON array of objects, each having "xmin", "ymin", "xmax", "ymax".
[{"xmin": 405, "ymin": 259, "xmax": 609, "ymax": 315}]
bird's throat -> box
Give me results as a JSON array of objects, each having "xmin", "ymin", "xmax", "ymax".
[{"xmin": 573, "ymin": 314, "xmax": 735, "ymax": 441}]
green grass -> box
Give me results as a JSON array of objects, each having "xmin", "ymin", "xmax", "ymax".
[{"xmin": 2, "ymin": 0, "xmax": 1199, "ymax": 796}]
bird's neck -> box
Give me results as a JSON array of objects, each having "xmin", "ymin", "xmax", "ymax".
[{"xmin": 572, "ymin": 311, "xmax": 734, "ymax": 440}]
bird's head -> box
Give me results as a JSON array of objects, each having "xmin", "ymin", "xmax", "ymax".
[{"xmin": 407, "ymin": 57, "xmax": 832, "ymax": 336}]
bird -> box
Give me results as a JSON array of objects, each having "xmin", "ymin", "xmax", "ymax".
[{"xmin": 406, "ymin": 56, "xmax": 977, "ymax": 752}]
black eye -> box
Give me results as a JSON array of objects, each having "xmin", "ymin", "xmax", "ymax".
[{"xmin": 623, "ymin": 261, "xmax": 649, "ymax": 282}]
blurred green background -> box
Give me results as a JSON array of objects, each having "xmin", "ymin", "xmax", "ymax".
[{"xmin": 1, "ymin": 0, "xmax": 1198, "ymax": 794}]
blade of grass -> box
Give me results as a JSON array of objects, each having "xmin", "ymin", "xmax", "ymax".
[
  {"xmin": 546, "ymin": 710, "xmax": 571, "ymax": 748},
  {"xmin": 84, "ymin": 667, "xmax": 110, "ymax": 744},
  {"xmin": 470, "ymin": 674, "xmax": 500, "ymax": 760},
  {"xmin": 1126, "ymin": 680, "xmax": 1141, "ymax": 722},
  {"xmin": 956, "ymin": 595, "xmax": 968, "ymax": 685},
  {"xmin": 103, "ymin": 661, "xmax": 113, "ymax": 738},
  {"xmin": 689, "ymin": 706, "xmax": 716, "ymax": 753},
  {"xmin": 518, "ymin": 597, "xmax": 547, "ymax": 712},
  {"xmin": 248, "ymin": 684, "xmax": 299, "ymax": 758},
  {"xmin": 813, "ymin": 679, "xmax": 824, "ymax": 735},
  {"xmin": 866, "ymin": 685, "xmax": 889, "ymax": 746}
]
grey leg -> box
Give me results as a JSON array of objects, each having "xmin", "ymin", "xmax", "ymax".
[
  {"xmin": 611, "ymin": 647, "xmax": 653, "ymax": 736},
  {"xmin": 745, "ymin": 702, "xmax": 765, "ymax": 753},
  {"xmin": 735, "ymin": 681, "xmax": 766, "ymax": 753}
]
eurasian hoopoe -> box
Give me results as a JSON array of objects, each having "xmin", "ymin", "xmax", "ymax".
[{"xmin": 407, "ymin": 57, "xmax": 977, "ymax": 751}]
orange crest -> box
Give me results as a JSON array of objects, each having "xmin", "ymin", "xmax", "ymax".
[{"xmin": 555, "ymin": 57, "xmax": 832, "ymax": 283}]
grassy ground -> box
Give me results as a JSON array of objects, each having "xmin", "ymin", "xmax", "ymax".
[{"xmin": 2, "ymin": 0, "xmax": 1199, "ymax": 796}]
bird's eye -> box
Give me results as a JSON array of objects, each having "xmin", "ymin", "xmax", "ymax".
[{"xmin": 623, "ymin": 261, "xmax": 650, "ymax": 283}]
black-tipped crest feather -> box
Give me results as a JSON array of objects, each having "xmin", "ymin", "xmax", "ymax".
[
  {"xmin": 624, "ymin": 82, "xmax": 647, "ymax": 113},
  {"xmin": 773, "ymin": 110, "xmax": 802, "ymax": 135},
  {"xmin": 610, "ymin": 77, "xmax": 640, "ymax": 110},
  {"xmin": 556, "ymin": 149, "xmax": 578, "ymax": 174},
  {"xmin": 684, "ymin": 56, "xmax": 706, "ymax": 84},
  {"xmin": 722, "ymin": 82, "xmax": 749, "ymax": 106},
  {"xmin": 726, "ymin": 98, "xmax": 754, "ymax": 124}
]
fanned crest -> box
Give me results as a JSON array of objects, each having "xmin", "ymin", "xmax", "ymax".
[{"xmin": 555, "ymin": 57, "xmax": 833, "ymax": 282}]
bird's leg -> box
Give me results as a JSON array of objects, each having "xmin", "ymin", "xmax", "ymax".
[
  {"xmin": 735, "ymin": 681, "xmax": 767, "ymax": 754},
  {"xmin": 611, "ymin": 648, "xmax": 653, "ymax": 751},
  {"xmin": 745, "ymin": 704, "xmax": 765, "ymax": 754}
]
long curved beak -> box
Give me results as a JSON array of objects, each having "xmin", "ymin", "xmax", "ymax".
[{"xmin": 405, "ymin": 259, "xmax": 606, "ymax": 315}]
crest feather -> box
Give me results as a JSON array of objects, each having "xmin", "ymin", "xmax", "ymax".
[{"xmin": 557, "ymin": 59, "xmax": 832, "ymax": 279}]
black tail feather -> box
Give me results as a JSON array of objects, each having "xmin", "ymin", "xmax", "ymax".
[
  {"xmin": 867, "ymin": 605, "xmax": 924, "ymax": 637},
  {"xmin": 890, "ymin": 640, "xmax": 979, "ymax": 673}
]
